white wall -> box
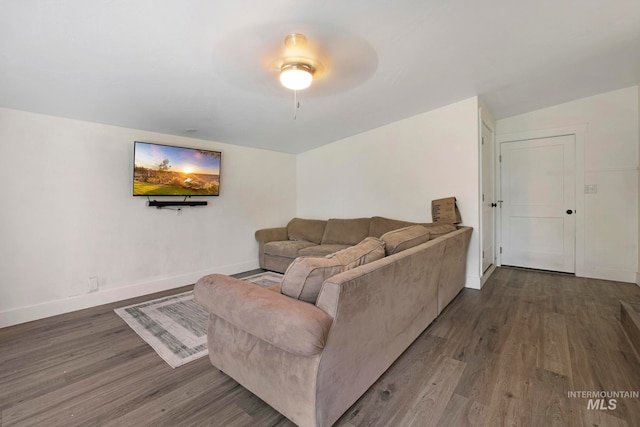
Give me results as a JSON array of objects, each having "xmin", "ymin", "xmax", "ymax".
[
  {"xmin": 296, "ymin": 97, "xmax": 482, "ymax": 288},
  {"xmin": 496, "ymin": 86, "xmax": 639, "ymax": 283},
  {"xmin": 0, "ymin": 108, "xmax": 297, "ymax": 327}
]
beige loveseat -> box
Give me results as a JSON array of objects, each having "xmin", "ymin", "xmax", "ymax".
[
  {"xmin": 195, "ymin": 223, "xmax": 472, "ymax": 427},
  {"xmin": 255, "ymin": 216, "xmax": 457, "ymax": 273}
]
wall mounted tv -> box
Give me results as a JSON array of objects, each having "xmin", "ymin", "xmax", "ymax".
[{"xmin": 133, "ymin": 141, "xmax": 221, "ymax": 196}]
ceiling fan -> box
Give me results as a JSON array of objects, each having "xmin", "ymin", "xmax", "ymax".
[{"xmin": 212, "ymin": 23, "xmax": 378, "ymax": 97}]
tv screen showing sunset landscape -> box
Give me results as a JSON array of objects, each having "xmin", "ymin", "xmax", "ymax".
[{"xmin": 133, "ymin": 141, "xmax": 221, "ymax": 196}]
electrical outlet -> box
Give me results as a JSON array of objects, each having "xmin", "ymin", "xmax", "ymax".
[
  {"xmin": 88, "ymin": 276, "xmax": 99, "ymax": 293},
  {"xmin": 585, "ymin": 184, "xmax": 597, "ymax": 194}
]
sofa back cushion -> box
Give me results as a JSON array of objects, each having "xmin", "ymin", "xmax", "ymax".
[
  {"xmin": 281, "ymin": 257, "xmax": 345, "ymax": 304},
  {"xmin": 281, "ymin": 237, "xmax": 385, "ymax": 304},
  {"xmin": 287, "ymin": 218, "xmax": 327, "ymax": 244},
  {"xmin": 381, "ymin": 225, "xmax": 431, "ymax": 255},
  {"xmin": 423, "ymin": 222, "xmax": 457, "ymax": 239},
  {"xmin": 326, "ymin": 237, "xmax": 386, "ymax": 269},
  {"xmin": 369, "ymin": 216, "xmax": 417, "ymax": 238},
  {"xmin": 321, "ymin": 218, "xmax": 371, "ymax": 245}
]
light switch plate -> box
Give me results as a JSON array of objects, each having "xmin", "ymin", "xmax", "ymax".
[{"xmin": 585, "ymin": 184, "xmax": 597, "ymax": 194}]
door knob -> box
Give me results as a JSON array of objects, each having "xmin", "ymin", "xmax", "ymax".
[
  {"xmin": 566, "ymin": 209, "xmax": 573, "ymax": 215},
  {"xmin": 490, "ymin": 203, "xmax": 497, "ymax": 207}
]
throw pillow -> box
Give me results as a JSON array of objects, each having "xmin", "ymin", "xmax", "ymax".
[
  {"xmin": 326, "ymin": 237, "xmax": 386, "ymax": 269},
  {"xmin": 381, "ymin": 225, "xmax": 431, "ymax": 255},
  {"xmin": 280, "ymin": 237, "xmax": 386, "ymax": 304},
  {"xmin": 280, "ymin": 257, "xmax": 345, "ymax": 304}
]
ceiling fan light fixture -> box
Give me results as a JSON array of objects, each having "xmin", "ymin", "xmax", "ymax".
[{"xmin": 279, "ymin": 63, "xmax": 314, "ymax": 90}]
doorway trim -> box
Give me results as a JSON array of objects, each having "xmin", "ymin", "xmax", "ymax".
[
  {"xmin": 495, "ymin": 125, "xmax": 586, "ymax": 277},
  {"xmin": 480, "ymin": 119, "xmax": 497, "ymax": 287},
  {"xmin": 479, "ymin": 105, "xmax": 497, "ymax": 289}
]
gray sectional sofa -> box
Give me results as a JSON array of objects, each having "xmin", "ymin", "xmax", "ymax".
[{"xmin": 195, "ymin": 218, "xmax": 472, "ymax": 427}]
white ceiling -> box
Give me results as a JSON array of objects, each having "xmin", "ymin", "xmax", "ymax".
[{"xmin": 1, "ymin": 0, "xmax": 639, "ymax": 154}]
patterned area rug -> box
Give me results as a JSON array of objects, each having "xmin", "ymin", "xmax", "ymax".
[{"xmin": 114, "ymin": 271, "xmax": 283, "ymax": 368}]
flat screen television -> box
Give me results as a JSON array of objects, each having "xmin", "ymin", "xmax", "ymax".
[{"xmin": 133, "ymin": 141, "xmax": 221, "ymax": 196}]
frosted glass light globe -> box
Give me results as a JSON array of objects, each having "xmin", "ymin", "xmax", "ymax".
[{"xmin": 280, "ymin": 64, "xmax": 314, "ymax": 90}]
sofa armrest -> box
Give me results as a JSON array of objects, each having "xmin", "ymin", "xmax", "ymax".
[
  {"xmin": 195, "ymin": 274, "xmax": 332, "ymax": 357},
  {"xmin": 255, "ymin": 227, "xmax": 288, "ymax": 244},
  {"xmin": 255, "ymin": 227, "xmax": 288, "ymax": 268}
]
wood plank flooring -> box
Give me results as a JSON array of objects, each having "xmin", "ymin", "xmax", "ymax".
[
  {"xmin": 2, "ymin": 267, "xmax": 640, "ymax": 426},
  {"xmin": 620, "ymin": 302, "xmax": 640, "ymax": 359}
]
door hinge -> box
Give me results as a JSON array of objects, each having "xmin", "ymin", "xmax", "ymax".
[
  {"xmin": 500, "ymin": 247, "xmax": 502, "ymax": 254},
  {"xmin": 482, "ymin": 250, "xmax": 485, "ymax": 259},
  {"xmin": 499, "ymin": 154, "xmax": 502, "ymax": 162},
  {"xmin": 482, "ymin": 136, "xmax": 485, "ymax": 145}
]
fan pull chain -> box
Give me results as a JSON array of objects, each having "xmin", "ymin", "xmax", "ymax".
[{"xmin": 294, "ymin": 90, "xmax": 300, "ymax": 120}]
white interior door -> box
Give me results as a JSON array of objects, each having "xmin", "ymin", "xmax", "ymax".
[
  {"xmin": 500, "ymin": 135, "xmax": 576, "ymax": 273},
  {"xmin": 481, "ymin": 123, "xmax": 495, "ymax": 273}
]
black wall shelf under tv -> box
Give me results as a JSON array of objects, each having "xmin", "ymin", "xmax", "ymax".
[{"xmin": 148, "ymin": 200, "xmax": 208, "ymax": 208}]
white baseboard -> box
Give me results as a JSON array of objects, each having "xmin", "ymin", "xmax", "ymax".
[
  {"xmin": 480, "ymin": 264, "xmax": 497, "ymax": 289},
  {"xmin": 577, "ymin": 267, "xmax": 637, "ymax": 284},
  {"xmin": 465, "ymin": 274, "xmax": 482, "ymax": 290},
  {"xmin": 0, "ymin": 260, "xmax": 259, "ymax": 328}
]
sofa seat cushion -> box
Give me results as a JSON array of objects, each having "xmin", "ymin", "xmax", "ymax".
[
  {"xmin": 381, "ymin": 225, "xmax": 431, "ymax": 255},
  {"xmin": 321, "ymin": 218, "xmax": 371, "ymax": 245},
  {"xmin": 264, "ymin": 240, "xmax": 317, "ymax": 259},
  {"xmin": 298, "ymin": 244, "xmax": 351, "ymax": 257},
  {"xmin": 326, "ymin": 237, "xmax": 386, "ymax": 268}
]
